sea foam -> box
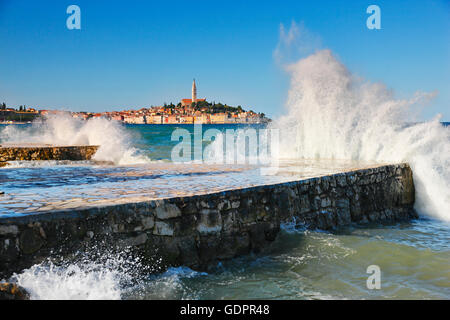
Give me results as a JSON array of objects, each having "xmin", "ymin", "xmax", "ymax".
[
  {"xmin": 0, "ymin": 114, "xmax": 150, "ymax": 165},
  {"xmin": 271, "ymin": 49, "xmax": 449, "ymax": 221}
]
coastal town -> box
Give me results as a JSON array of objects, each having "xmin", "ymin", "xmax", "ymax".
[{"xmin": 0, "ymin": 80, "xmax": 269, "ymax": 125}]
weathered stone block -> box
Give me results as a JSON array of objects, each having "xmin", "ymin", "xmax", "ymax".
[
  {"xmin": 19, "ymin": 228, "xmax": 44, "ymax": 254},
  {"xmin": 196, "ymin": 209, "xmax": 222, "ymax": 235},
  {"xmin": 0, "ymin": 225, "xmax": 18, "ymax": 236},
  {"xmin": 153, "ymin": 221, "xmax": 174, "ymax": 236},
  {"xmin": 118, "ymin": 233, "xmax": 148, "ymax": 247},
  {"xmin": 155, "ymin": 202, "xmax": 181, "ymax": 220},
  {"xmin": 141, "ymin": 216, "xmax": 155, "ymax": 230}
]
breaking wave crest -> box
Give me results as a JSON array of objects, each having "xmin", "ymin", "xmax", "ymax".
[
  {"xmin": 272, "ymin": 49, "xmax": 449, "ymax": 221},
  {"xmin": 0, "ymin": 114, "xmax": 151, "ymax": 165},
  {"xmin": 8, "ymin": 252, "xmax": 206, "ymax": 300}
]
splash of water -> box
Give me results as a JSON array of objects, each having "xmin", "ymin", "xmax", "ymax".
[
  {"xmin": 272, "ymin": 49, "xmax": 449, "ymax": 221},
  {"xmin": 0, "ymin": 114, "xmax": 150, "ymax": 165},
  {"xmin": 8, "ymin": 249, "xmax": 154, "ymax": 300},
  {"xmin": 9, "ymin": 253, "xmax": 205, "ymax": 300},
  {"xmin": 12, "ymin": 261, "xmax": 123, "ymax": 300}
]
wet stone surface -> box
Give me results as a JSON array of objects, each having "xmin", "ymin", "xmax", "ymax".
[
  {"xmin": 0, "ymin": 161, "xmax": 417, "ymax": 278},
  {"xmin": 0, "ymin": 145, "xmax": 99, "ymax": 168}
]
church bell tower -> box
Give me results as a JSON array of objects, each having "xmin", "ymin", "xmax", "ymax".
[{"xmin": 192, "ymin": 79, "xmax": 197, "ymax": 103}]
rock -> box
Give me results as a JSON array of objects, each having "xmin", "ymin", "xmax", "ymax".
[
  {"xmin": 155, "ymin": 202, "xmax": 181, "ymax": 220},
  {"xmin": 321, "ymin": 197, "xmax": 331, "ymax": 208},
  {"xmin": 19, "ymin": 228, "xmax": 44, "ymax": 254},
  {"xmin": 0, "ymin": 283, "xmax": 30, "ymax": 300},
  {"xmin": 0, "ymin": 145, "xmax": 99, "ymax": 162},
  {"xmin": 196, "ymin": 210, "xmax": 222, "ymax": 234},
  {"xmin": 141, "ymin": 216, "xmax": 154, "ymax": 230},
  {"xmin": 336, "ymin": 174, "xmax": 347, "ymax": 187},
  {"xmin": 119, "ymin": 233, "xmax": 148, "ymax": 247},
  {"xmin": 0, "ymin": 225, "xmax": 18, "ymax": 236},
  {"xmin": 153, "ymin": 221, "xmax": 174, "ymax": 236},
  {"xmin": 217, "ymin": 200, "xmax": 229, "ymax": 211},
  {"xmin": 231, "ymin": 201, "xmax": 240, "ymax": 209}
]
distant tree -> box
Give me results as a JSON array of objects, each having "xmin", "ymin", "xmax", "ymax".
[
  {"xmin": 196, "ymin": 100, "xmax": 208, "ymax": 108},
  {"xmin": 19, "ymin": 105, "xmax": 23, "ymax": 111}
]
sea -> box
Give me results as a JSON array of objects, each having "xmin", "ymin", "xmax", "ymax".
[
  {"xmin": 0, "ymin": 50, "xmax": 449, "ymax": 300},
  {"xmin": 0, "ymin": 122, "xmax": 448, "ymax": 300}
]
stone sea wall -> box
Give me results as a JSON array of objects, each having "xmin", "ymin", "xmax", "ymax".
[
  {"xmin": 0, "ymin": 163, "xmax": 417, "ymax": 278},
  {"xmin": 0, "ymin": 145, "xmax": 99, "ymax": 164}
]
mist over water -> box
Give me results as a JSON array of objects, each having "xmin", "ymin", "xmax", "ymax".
[{"xmin": 271, "ymin": 49, "xmax": 450, "ymax": 222}]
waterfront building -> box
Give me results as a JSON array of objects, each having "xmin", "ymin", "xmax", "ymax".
[
  {"xmin": 165, "ymin": 115, "xmax": 178, "ymax": 124},
  {"xmin": 210, "ymin": 113, "xmax": 229, "ymax": 124},
  {"xmin": 124, "ymin": 115, "xmax": 146, "ymax": 124},
  {"xmin": 151, "ymin": 115, "xmax": 163, "ymax": 124},
  {"xmin": 180, "ymin": 116, "xmax": 194, "ymax": 124},
  {"xmin": 194, "ymin": 114, "xmax": 209, "ymax": 124}
]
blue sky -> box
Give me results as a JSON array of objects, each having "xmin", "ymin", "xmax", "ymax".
[{"xmin": 0, "ymin": 0, "xmax": 448, "ymax": 120}]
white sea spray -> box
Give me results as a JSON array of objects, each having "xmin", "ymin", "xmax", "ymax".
[
  {"xmin": 269, "ymin": 49, "xmax": 449, "ymax": 221},
  {"xmin": 0, "ymin": 114, "xmax": 150, "ymax": 165}
]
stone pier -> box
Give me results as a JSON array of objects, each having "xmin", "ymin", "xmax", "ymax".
[
  {"xmin": 0, "ymin": 144, "xmax": 99, "ymax": 166},
  {"xmin": 0, "ymin": 163, "xmax": 416, "ymax": 279}
]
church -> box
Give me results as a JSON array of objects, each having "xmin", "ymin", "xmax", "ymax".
[{"xmin": 180, "ymin": 79, "xmax": 206, "ymax": 107}]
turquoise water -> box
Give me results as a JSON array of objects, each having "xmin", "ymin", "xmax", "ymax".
[
  {"xmin": 1, "ymin": 123, "xmax": 449, "ymax": 300},
  {"xmin": 128, "ymin": 123, "xmax": 268, "ymax": 161}
]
